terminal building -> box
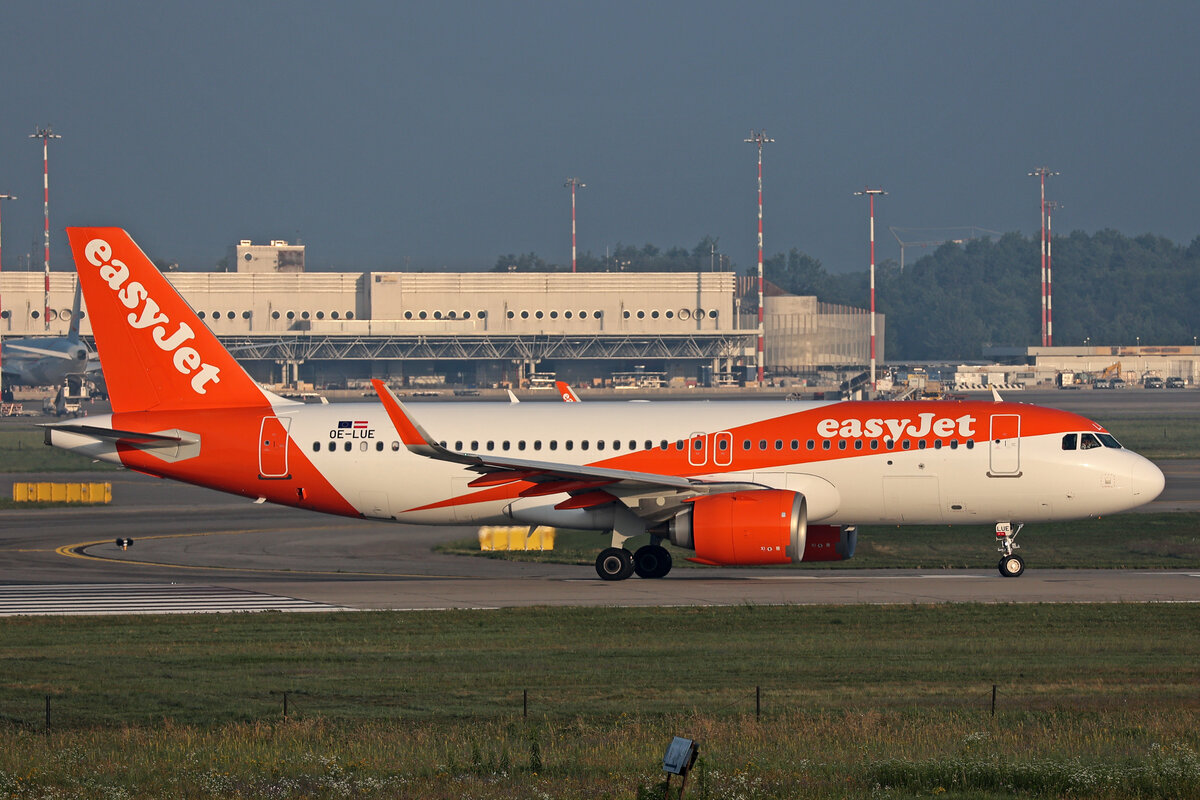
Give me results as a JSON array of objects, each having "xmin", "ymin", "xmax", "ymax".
[{"xmin": 1, "ymin": 240, "xmax": 884, "ymax": 389}]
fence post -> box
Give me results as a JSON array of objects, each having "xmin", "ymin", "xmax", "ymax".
[
  {"xmin": 991, "ymin": 684, "xmax": 996, "ymax": 717},
  {"xmin": 523, "ymin": 689, "xmax": 528, "ymax": 718},
  {"xmin": 45, "ymin": 695, "xmax": 50, "ymax": 733},
  {"xmin": 284, "ymin": 691, "xmax": 289, "ymax": 719},
  {"xmin": 756, "ymin": 686, "xmax": 760, "ymax": 720}
]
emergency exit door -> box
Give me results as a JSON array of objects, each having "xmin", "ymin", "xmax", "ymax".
[{"xmin": 259, "ymin": 416, "xmax": 291, "ymax": 478}]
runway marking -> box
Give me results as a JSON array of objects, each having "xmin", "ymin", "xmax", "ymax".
[
  {"xmin": 0, "ymin": 583, "xmax": 353, "ymax": 616},
  {"xmin": 55, "ymin": 529, "xmax": 470, "ymax": 580}
]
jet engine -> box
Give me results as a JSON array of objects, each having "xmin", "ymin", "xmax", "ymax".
[
  {"xmin": 664, "ymin": 490, "xmax": 856, "ymax": 566},
  {"xmin": 667, "ymin": 489, "xmax": 805, "ymax": 566}
]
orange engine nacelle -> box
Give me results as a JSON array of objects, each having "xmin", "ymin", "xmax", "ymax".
[{"xmin": 668, "ymin": 489, "xmax": 806, "ymax": 566}]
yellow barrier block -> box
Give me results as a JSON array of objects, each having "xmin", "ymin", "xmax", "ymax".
[
  {"xmin": 11, "ymin": 481, "xmax": 112, "ymax": 503},
  {"xmin": 477, "ymin": 525, "xmax": 555, "ymax": 551}
]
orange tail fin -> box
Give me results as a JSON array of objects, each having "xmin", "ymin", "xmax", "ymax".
[{"xmin": 66, "ymin": 227, "xmax": 268, "ymax": 412}]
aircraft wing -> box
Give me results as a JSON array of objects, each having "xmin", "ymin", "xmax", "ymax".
[
  {"xmin": 372, "ymin": 380, "xmax": 761, "ymax": 514},
  {"xmin": 4, "ymin": 342, "xmax": 85, "ymax": 360}
]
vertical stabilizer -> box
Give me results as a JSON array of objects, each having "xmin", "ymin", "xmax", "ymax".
[
  {"xmin": 66, "ymin": 227, "xmax": 268, "ymax": 412},
  {"xmin": 67, "ymin": 279, "xmax": 83, "ymax": 343}
]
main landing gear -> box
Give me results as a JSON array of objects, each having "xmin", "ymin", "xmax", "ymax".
[
  {"xmin": 995, "ymin": 522, "xmax": 1025, "ymax": 578},
  {"xmin": 594, "ymin": 543, "xmax": 673, "ymax": 581}
]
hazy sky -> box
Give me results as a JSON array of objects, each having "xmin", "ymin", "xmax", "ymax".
[{"xmin": 1, "ymin": 1, "xmax": 1197, "ymax": 274}]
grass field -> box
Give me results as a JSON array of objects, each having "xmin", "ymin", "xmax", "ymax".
[
  {"xmin": 439, "ymin": 512, "xmax": 1200, "ymax": 571},
  {"xmin": 0, "ymin": 605, "xmax": 1197, "ymax": 798},
  {"xmin": 0, "ymin": 429, "xmax": 120, "ymax": 473}
]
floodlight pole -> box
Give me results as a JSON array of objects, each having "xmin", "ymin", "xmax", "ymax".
[
  {"xmin": 855, "ymin": 188, "xmax": 886, "ymax": 391},
  {"xmin": 564, "ymin": 178, "xmax": 585, "ymax": 273},
  {"xmin": 31, "ymin": 127, "xmax": 61, "ymax": 331},
  {"xmin": 745, "ymin": 130, "xmax": 773, "ymax": 384},
  {"xmin": 0, "ymin": 193, "xmax": 16, "ymax": 402},
  {"xmin": 1028, "ymin": 167, "xmax": 1057, "ymax": 347},
  {"xmin": 1045, "ymin": 201, "xmax": 1060, "ymax": 347}
]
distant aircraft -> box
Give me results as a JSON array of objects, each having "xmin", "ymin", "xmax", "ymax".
[
  {"xmin": 47, "ymin": 228, "xmax": 1164, "ymax": 581},
  {"xmin": 555, "ymin": 380, "xmax": 581, "ymax": 402},
  {"xmin": 1, "ymin": 282, "xmax": 101, "ymax": 402}
]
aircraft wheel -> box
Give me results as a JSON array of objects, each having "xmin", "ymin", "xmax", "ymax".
[
  {"xmin": 998, "ymin": 554, "xmax": 1025, "ymax": 578},
  {"xmin": 595, "ymin": 547, "xmax": 635, "ymax": 581},
  {"xmin": 633, "ymin": 544, "xmax": 673, "ymax": 579}
]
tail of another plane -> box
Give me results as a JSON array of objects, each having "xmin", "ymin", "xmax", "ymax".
[
  {"xmin": 66, "ymin": 228, "xmax": 270, "ymax": 413},
  {"xmin": 67, "ymin": 280, "xmax": 83, "ymax": 343}
]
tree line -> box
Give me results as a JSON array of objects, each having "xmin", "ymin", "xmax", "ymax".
[{"xmin": 496, "ymin": 230, "xmax": 1200, "ymax": 360}]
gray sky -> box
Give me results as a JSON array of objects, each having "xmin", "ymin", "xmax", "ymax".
[{"xmin": 1, "ymin": 1, "xmax": 1197, "ymax": 273}]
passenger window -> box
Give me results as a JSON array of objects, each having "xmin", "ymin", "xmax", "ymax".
[
  {"xmin": 328, "ymin": 441, "xmax": 336, "ymax": 452},
  {"xmin": 376, "ymin": 441, "xmax": 384, "ymax": 451},
  {"xmin": 1080, "ymin": 433, "xmax": 1101, "ymax": 450},
  {"xmin": 675, "ymin": 440, "xmax": 684, "ymax": 451},
  {"xmin": 392, "ymin": 441, "xmax": 400, "ymax": 451},
  {"xmin": 550, "ymin": 441, "xmax": 558, "ymax": 451},
  {"xmin": 533, "ymin": 440, "xmax": 542, "ymax": 451},
  {"xmin": 774, "ymin": 440, "xmax": 783, "ymax": 450},
  {"xmin": 581, "ymin": 440, "xmax": 590, "ymax": 451},
  {"xmin": 344, "ymin": 441, "xmax": 352, "ymax": 452},
  {"xmin": 918, "ymin": 440, "xmax": 927, "ymax": 450},
  {"xmin": 566, "ymin": 441, "xmax": 574, "ymax": 451},
  {"xmin": 949, "ymin": 440, "xmax": 958, "ymax": 450},
  {"xmin": 790, "ymin": 440, "xmax": 799, "ymax": 450},
  {"xmin": 885, "ymin": 439, "xmax": 895, "ymax": 450},
  {"xmin": 759, "ymin": 440, "xmax": 767, "ymax": 450},
  {"xmin": 718, "ymin": 439, "xmax": 728, "ymax": 450},
  {"xmin": 612, "ymin": 441, "xmax": 620, "ymax": 451},
  {"xmin": 822, "ymin": 441, "xmax": 831, "ymax": 450},
  {"xmin": 596, "ymin": 441, "xmax": 605, "ymax": 451},
  {"xmin": 312, "ymin": 442, "xmax": 320, "ymax": 452},
  {"xmin": 742, "ymin": 440, "xmax": 751, "ymax": 450},
  {"xmin": 644, "ymin": 440, "xmax": 653, "ymax": 450},
  {"xmin": 471, "ymin": 441, "xmax": 479, "ymax": 450},
  {"xmin": 870, "ymin": 440, "xmax": 879, "ymax": 450},
  {"xmin": 660, "ymin": 441, "xmax": 669, "ymax": 450},
  {"xmin": 693, "ymin": 439, "xmax": 703, "ymax": 450},
  {"xmin": 502, "ymin": 441, "xmax": 511, "ymax": 451},
  {"xmin": 518, "ymin": 441, "xmax": 526, "ymax": 451},
  {"xmin": 1062, "ymin": 434, "xmax": 1077, "ymax": 451},
  {"xmin": 901, "ymin": 440, "xmax": 911, "ymax": 450},
  {"xmin": 966, "ymin": 440, "xmax": 975, "ymax": 450},
  {"xmin": 455, "ymin": 441, "xmax": 463, "ymax": 451},
  {"xmin": 854, "ymin": 440, "xmax": 863, "ymax": 450},
  {"xmin": 838, "ymin": 441, "xmax": 847, "ymax": 450},
  {"xmin": 360, "ymin": 441, "xmax": 368, "ymax": 452},
  {"xmin": 629, "ymin": 440, "xmax": 637, "ymax": 450},
  {"xmin": 806, "ymin": 440, "xmax": 815, "ymax": 450},
  {"xmin": 933, "ymin": 440, "xmax": 942, "ymax": 450},
  {"xmin": 487, "ymin": 441, "xmax": 495, "ymax": 451}
]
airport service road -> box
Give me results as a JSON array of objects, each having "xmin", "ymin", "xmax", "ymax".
[{"xmin": 1, "ymin": 468, "xmax": 1199, "ymax": 613}]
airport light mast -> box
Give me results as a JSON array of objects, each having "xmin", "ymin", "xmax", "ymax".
[
  {"xmin": 30, "ymin": 127, "xmax": 61, "ymax": 331},
  {"xmin": 854, "ymin": 187, "xmax": 886, "ymax": 391},
  {"xmin": 1045, "ymin": 200, "xmax": 1061, "ymax": 347},
  {"xmin": 745, "ymin": 130, "xmax": 773, "ymax": 384},
  {"xmin": 1028, "ymin": 166, "xmax": 1057, "ymax": 347},
  {"xmin": 564, "ymin": 178, "xmax": 585, "ymax": 273},
  {"xmin": 0, "ymin": 192, "xmax": 16, "ymax": 402}
]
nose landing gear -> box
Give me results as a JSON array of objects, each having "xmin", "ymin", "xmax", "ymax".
[{"xmin": 995, "ymin": 522, "xmax": 1025, "ymax": 577}]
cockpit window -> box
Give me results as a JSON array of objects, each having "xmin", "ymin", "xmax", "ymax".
[
  {"xmin": 1097, "ymin": 433, "xmax": 1122, "ymax": 449},
  {"xmin": 1062, "ymin": 434, "xmax": 1077, "ymax": 451},
  {"xmin": 1080, "ymin": 433, "xmax": 1102, "ymax": 450}
]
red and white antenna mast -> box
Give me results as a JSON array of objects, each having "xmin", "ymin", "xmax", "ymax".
[
  {"xmin": 745, "ymin": 130, "xmax": 773, "ymax": 384},
  {"xmin": 30, "ymin": 126, "xmax": 61, "ymax": 331},
  {"xmin": 564, "ymin": 178, "xmax": 585, "ymax": 273},
  {"xmin": 1028, "ymin": 166, "xmax": 1057, "ymax": 347},
  {"xmin": 0, "ymin": 192, "xmax": 17, "ymax": 402},
  {"xmin": 854, "ymin": 187, "xmax": 886, "ymax": 391},
  {"xmin": 1045, "ymin": 200, "xmax": 1061, "ymax": 347}
]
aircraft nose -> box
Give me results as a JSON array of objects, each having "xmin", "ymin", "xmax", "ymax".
[{"xmin": 1130, "ymin": 457, "xmax": 1165, "ymax": 504}]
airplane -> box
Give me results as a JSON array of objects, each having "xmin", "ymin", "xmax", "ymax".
[
  {"xmin": 1, "ymin": 281, "xmax": 102, "ymax": 402},
  {"xmin": 45, "ymin": 228, "xmax": 1165, "ymax": 580},
  {"xmin": 555, "ymin": 380, "xmax": 581, "ymax": 402}
]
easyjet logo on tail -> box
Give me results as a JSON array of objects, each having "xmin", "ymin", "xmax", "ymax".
[
  {"xmin": 84, "ymin": 238, "xmax": 221, "ymax": 395},
  {"xmin": 816, "ymin": 412, "xmax": 976, "ymax": 440}
]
